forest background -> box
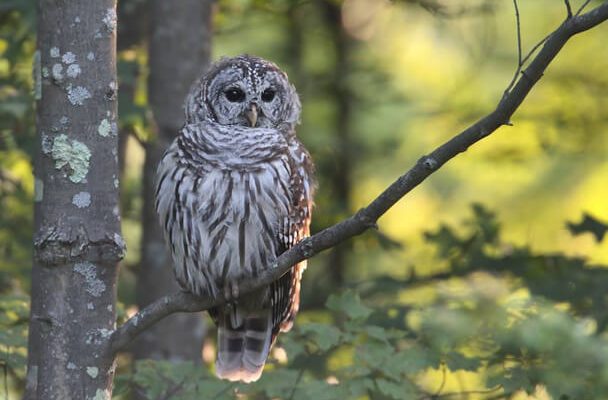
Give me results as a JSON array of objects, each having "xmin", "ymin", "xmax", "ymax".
[{"xmin": 1, "ymin": 0, "xmax": 608, "ymax": 398}]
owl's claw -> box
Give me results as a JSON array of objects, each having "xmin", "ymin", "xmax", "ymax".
[{"xmin": 223, "ymin": 281, "xmax": 240, "ymax": 303}]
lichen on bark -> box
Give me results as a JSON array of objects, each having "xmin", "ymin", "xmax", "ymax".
[{"xmin": 51, "ymin": 134, "xmax": 91, "ymax": 183}]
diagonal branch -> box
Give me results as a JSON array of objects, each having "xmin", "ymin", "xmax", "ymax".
[{"xmin": 109, "ymin": 1, "xmax": 608, "ymax": 355}]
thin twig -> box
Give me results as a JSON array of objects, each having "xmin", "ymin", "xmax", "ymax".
[
  {"xmin": 520, "ymin": 32, "xmax": 552, "ymax": 66},
  {"xmin": 433, "ymin": 364, "xmax": 447, "ymax": 397},
  {"xmin": 514, "ymin": 0, "xmax": 523, "ymax": 65},
  {"xmin": 576, "ymin": 0, "xmax": 593, "ymax": 16},
  {"xmin": 428, "ymin": 384, "xmax": 503, "ymax": 399},
  {"xmin": 109, "ymin": 1, "xmax": 608, "ymax": 355},
  {"xmin": 152, "ymin": 363, "xmax": 187, "ymax": 400},
  {"xmin": 504, "ymin": 0, "xmax": 523, "ymax": 96},
  {"xmin": 288, "ymin": 369, "xmax": 304, "ymax": 400},
  {"xmin": 565, "ymin": 0, "xmax": 573, "ymax": 18},
  {"xmin": 417, "ymin": 0, "xmax": 496, "ymax": 19}
]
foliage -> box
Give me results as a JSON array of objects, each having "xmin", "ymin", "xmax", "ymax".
[
  {"xmin": 567, "ymin": 213, "xmax": 608, "ymax": 243},
  {"xmin": 126, "ymin": 205, "xmax": 608, "ymax": 399},
  {"xmin": 0, "ymin": 295, "xmax": 29, "ymax": 386},
  {"xmin": 0, "ymin": 1, "xmax": 36, "ymax": 293},
  {"xmin": 0, "ymin": 6, "xmax": 36, "ymax": 395}
]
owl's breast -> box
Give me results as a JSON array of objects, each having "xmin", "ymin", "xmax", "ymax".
[{"xmin": 156, "ymin": 142, "xmax": 292, "ymax": 297}]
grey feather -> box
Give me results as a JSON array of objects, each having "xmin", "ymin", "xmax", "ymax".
[{"xmin": 155, "ymin": 55, "xmax": 314, "ymax": 382}]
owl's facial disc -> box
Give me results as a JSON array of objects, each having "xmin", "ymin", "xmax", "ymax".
[
  {"xmin": 219, "ymin": 85, "xmax": 267, "ymax": 127},
  {"xmin": 201, "ymin": 56, "xmax": 300, "ymax": 129},
  {"xmin": 216, "ymin": 81, "xmax": 281, "ymax": 128}
]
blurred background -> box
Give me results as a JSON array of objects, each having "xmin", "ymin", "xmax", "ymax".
[{"xmin": 1, "ymin": 0, "xmax": 608, "ymax": 398}]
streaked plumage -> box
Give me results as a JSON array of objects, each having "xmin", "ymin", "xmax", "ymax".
[{"xmin": 155, "ymin": 55, "xmax": 314, "ymax": 382}]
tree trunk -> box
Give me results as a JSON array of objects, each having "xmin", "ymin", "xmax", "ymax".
[
  {"xmin": 132, "ymin": 0, "xmax": 213, "ymax": 362},
  {"xmin": 26, "ymin": 1, "xmax": 123, "ymax": 399}
]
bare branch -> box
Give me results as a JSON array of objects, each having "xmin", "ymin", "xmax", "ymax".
[
  {"xmin": 514, "ymin": 0, "xmax": 522, "ymax": 65},
  {"xmin": 504, "ymin": 0, "xmax": 523, "ymax": 96},
  {"xmin": 565, "ymin": 0, "xmax": 573, "ymax": 18},
  {"xmin": 288, "ymin": 369, "xmax": 304, "ymax": 400},
  {"xmin": 576, "ymin": 0, "xmax": 593, "ymax": 16},
  {"xmin": 110, "ymin": 291, "xmax": 215, "ymax": 353},
  {"xmin": 433, "ymin": 365, "xmax": 447, "ymax": 397},
  {"xmin": 411, "ymin": 0, "xmax": 497, "ymax": 18},
  {"xmin": 109, "ymin": 1, "xmax": 608, "ymax": 355},
  {"xmin": 521, "ymin": 32, "xmax": 551, "ymax": 66}
]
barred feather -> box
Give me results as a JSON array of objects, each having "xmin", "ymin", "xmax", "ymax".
[
  {"xmin": 156, "ymin": 56, "xmax": 313, "ymax": 382},
  {"xmin": 156, "ymin": 122, "xmax": 313, "ymax": 381},
  {"xmin": 157, "ymin": 123, "xmax": 300, "ymax": 295}
]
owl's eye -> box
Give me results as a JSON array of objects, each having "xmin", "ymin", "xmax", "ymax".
[
  {"xmin": 261, "ymin": 89, "xmax": 275, "ymax": 102},
  {"xmin": 224, "ymin": 88, "xmax": 245, "ymax": 102}
]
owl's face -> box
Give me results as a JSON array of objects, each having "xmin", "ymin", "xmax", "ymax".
[{"xmin": 189, "ymin": 56, "xmax": 300, "ymax": 129}]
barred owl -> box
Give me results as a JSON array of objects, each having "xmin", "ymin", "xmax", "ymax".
[{"xmin": 155, "ymin": 55, "xmax": 314, "ymax": 382}]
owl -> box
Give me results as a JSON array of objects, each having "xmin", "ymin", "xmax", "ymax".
[{"xmin": 155, "ymin": 55, "xmax": 314, "ymax": 382}]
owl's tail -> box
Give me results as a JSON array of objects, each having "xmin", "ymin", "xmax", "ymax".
[{"xmin": 215, "ymin": 307, "xmax": 273, "ymax": 383}]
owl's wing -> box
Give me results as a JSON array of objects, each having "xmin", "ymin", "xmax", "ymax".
[{"xmin": 270, "ymin": 140, "xmax": 315, "ymax": 339}]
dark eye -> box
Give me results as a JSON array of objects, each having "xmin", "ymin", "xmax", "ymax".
[
  {"xmin": 261, "ymin": 88, "xmax": 275, "ymax": 102},
  {"xmin": 224, "ymin": 88, "xmax": 245, "ymax": 102}
]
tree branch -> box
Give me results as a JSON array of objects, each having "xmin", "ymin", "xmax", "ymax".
[
  {"xmin": 109, "ymin": 2, "xmax": 608, "ymax": 355},
  {"xmin": 576, "ymin": 0, "xmax": 593, "ymax": 16},
  {"xmin": 504, "ymin": 0, "xmax": 522, "ymax": 96},
  {"xmin": 565, "ymin": 0, "xmax": 573, "ymax": 19}
]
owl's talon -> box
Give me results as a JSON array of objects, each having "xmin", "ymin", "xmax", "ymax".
[
  {"xmin": 223, "ymin": 281, "xmax": 240, "ymax": 303},
  {"xmin": 231, "ymin": 282, "xmax": 239, "ymax": 300},
  {"xmin": 223, "ymin": 283, "xmax": 230, "ymax": 302}
]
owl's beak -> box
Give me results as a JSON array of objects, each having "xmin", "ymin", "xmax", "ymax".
[{"xmin": 245, "ymin": 103, "xmax": 258, "ymax": 127}]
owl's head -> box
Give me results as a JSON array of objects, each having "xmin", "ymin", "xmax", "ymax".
[{"xmin": 185, "ymin": 55, "xmax": 301, "ymax": 129}]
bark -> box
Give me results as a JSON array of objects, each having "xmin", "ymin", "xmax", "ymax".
[
  {"xmin": 26, "ymin": 1, "xmax": 123, "ymax": 399},
  {"xmin": 110, "ymin": 2, "xmax": 608, "ymax": 352},
  {"xmin": 132, "ymin": 0, "xmax": 213, "ymax": 362}
]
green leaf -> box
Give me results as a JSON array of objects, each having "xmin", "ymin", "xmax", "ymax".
[
  {"xmin": 487, "ymin": 367, "xmax": 533, "ymax": 394},
  {"xmin": 567, "ymin": 213, "xmax": 608, "ymax": 243},
  {"xmin": 374, "ymin": 378, "xmax": 417, "ymax": 399},
  {"xmin": 444, "ymin": 352, "xmax": 481, "ymax": 372},
  {"xmin": 299, "ymin": 323, "xmax": 341, "ymax": 352},
  {"xmin": 112, "ymin": 374, "xmax": 132, "ymax": 397},
  {"xmin": 326, "ymin": 291, "xmax": 373, "ymax": 320},
  {"xmin": 380, "ymin": 347, "xmax": 441, "ymax": 380},
  {"xmin": 132, "ymin": 360, "xmax": 205, "ymax": 399},
  {"xmin": 356, "ymin": 341, "xmax": 394, "ymax": 369},
  {"xmin": 0, "ymin": 327, "xmax": 27, "ymax": 348},
  {"xmin": 365, "ymin": 325, "xmax": 390, "ymax": 344},
  {"xmin": 256, "ymin": 368, "xmax": 301, "ymax": 398},
  {"xmin": 346, "ymin": 377, "xmax": 375, "ymax": 397},
  {"xmin": 281, "ymin": 335, "xmax": 306, "ymax": 360},
  {"xmin": 193, "ymin": 379, "xmax": 236, "ymax": 400},
  {"xmin": 298, "ymin": 379, "xmax": 348, "ymax": 400}
]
